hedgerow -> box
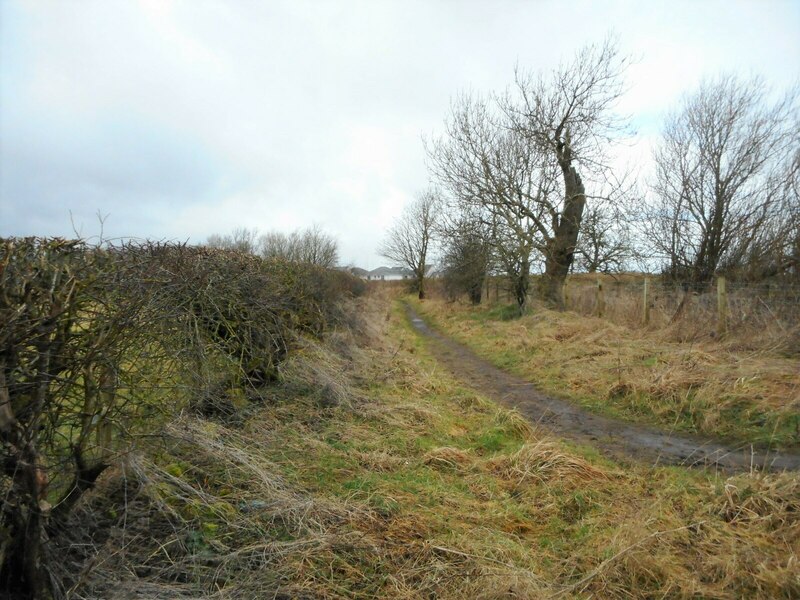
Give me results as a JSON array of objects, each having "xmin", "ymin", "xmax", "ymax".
[{"xmin": 0, "ymin": 238, "xmax": 363, "ymax": 599}]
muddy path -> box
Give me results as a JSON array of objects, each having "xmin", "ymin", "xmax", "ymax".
[{"xmin": 405, "ymin": 304, "xmax": 800, "ymax": 473}]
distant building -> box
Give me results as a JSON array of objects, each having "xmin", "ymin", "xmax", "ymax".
[
  {"xmin": 367, "ymin": 266, "xmax": 414, "ymax": 281},
  {"xmin": 343, "ymin": 265, "xmax": 437, "ymax": 281}
]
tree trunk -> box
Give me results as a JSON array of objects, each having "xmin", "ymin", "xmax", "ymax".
[
  {"xmin": 468, "ymin": 278, "xmax": 483, "ymax": 305},
  {"xmin": 538, "ymin": 268, "xmax": 566, "ymax": 307},
  {"xmin": 540, "ymin": 156, "xmax": 586, "ymax": 308},
  {"xmin": 1, "ymin": 443, "xmax": 51, "ymax": 600},
  {"xmin": 513, "ymin": 259, "xmax": 530, "ymax": 314},
  {"xmin": 0, "ymin": 364, "xmax": 51, "ymax": 599}
]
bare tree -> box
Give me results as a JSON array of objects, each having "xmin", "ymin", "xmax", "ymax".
[
  {"xmin": 291, "ymin": 225, "xmax": 339, "ymax": 268},
  {"xmin": 575, "ymin": 204, "xmax": 632, "ymax": 273},
  {"xmin": 258, "ymin": 230, "xmax": 294, "ymax": 259},
  {"xmin": 426, "ymin": 94, "xmax": 557, "ymax": 311},
  {"xmin": 786, "ymin": 147, "xmax": 800, "ymax": 280},
  {"xmin": 645, "ymin": 74, "xmax": 797, "ymax": 285},
  {"xmin": 379, "ymin": 191, "xmax": 438, "ymax": 299},
  {"xmin": 439, "ymin": 215, "xmax": 493, "ymax": 304},
  {"xmin": 209, "ymin": 226, "xmax": 339, "ymax": 269},
  {"xmin": 505, "ymin": 37, "xmax": 630, "ymax": 305},
  {"xmin": 207, "ymin": 227, "xmax": 260, "ymax": 254},
  {"xmin": 427, "ymin": 39, "xmax": 629, "ymax": 310},
  {"xmin": 258, "ymin": 225, "xmax": 339, "ymax": 268}
]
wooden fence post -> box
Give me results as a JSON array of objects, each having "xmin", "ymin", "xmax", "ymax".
[
  {"xmin": 595, "ymin": 278, "xmax": 605, "ymax": 318},
  {"xmin": 562, "ymin": 278, "xmax": 569, "ymax": 309},
  {"xmin": 717, "ymin": 276, "xmax": 728, "ymax": 336},
  {"xmin": 642, "ymin": 277, "xmax": 650, "ymax": 325}
]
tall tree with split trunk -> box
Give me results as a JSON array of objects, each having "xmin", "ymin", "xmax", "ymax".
[
  {"xmin": 379, "ymin": 190, "xmax": 438, "ymax": 299},
  {"xmin": 505, "ymin": 37, "xmax": 630, "ymax": 307}
]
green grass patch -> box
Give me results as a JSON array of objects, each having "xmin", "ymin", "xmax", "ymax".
[{"xmin": 411, "ymin": 296, "xmax": 800, "ymax": 449}]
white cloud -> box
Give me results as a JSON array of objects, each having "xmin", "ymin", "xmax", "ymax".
[{"xmin": 1, "ymin": 0, "xmax": 798, "ymax": 266}]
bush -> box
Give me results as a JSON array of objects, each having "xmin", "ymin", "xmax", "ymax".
[{"xmin": 0, "ymin": 238, "xmax": 362, "ymax": 599}]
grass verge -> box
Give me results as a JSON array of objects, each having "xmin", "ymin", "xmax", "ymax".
[
  {"xmin": 64, "ymin": 291, "xmax": 799, "ymax": 598},
  {"xmin": 411, "ymin": 296, "xmax": 800, "ymax": 449}
]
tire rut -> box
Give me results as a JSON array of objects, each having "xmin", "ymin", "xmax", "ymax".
[{"xmin": 406, "ymin": 304, "xmax": 800, "ymax": 473}]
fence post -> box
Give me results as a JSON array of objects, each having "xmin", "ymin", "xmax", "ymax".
[
  {"xmin": 562, "ymin": 278, "xmax": 569, "ymax": 308},
  {"xmin": 717, "ymin": 276, "xmax": 728, "ymax": 336},
  {"xmin": 642, "ymin": 277, "xmax": 650, "ymax": 325},
  {"xmin": 595, "ymin": 278, "xmax": 605, "ymax": 318}
]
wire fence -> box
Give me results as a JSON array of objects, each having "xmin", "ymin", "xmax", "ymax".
[
  {"xmin": 561, "ymin": 275, "xmax": 800, "ymax": 351},
  {"xmin": 414, "ymin": 274, "xmax": 800, "ymax": 449}
]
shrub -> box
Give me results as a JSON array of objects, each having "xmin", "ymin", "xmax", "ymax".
[{"xmin": 0, "ymin": 238, "xmax": 362, "ymax": 599}]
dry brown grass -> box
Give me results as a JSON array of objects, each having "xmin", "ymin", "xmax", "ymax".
[
  {"xmin": 53, "ymin": 289, "xmax": 800, "ymax": 599},
  {"xmin": 562, "ymin": 273, "xmax": 800, "ymax": 354},
  {"xmin": 718, "ymin": 471, "xmax": 800, "ymax": 527},
  {"xmin": 415, "ymin": 295, "xmax": 800, "ymax": 447},
  {"xmin": 423, "ymin": 447, "xmax": 474, "ymax": 471},
  {"xmin": 487, "ymin": 440, "xmax": 610, "ymax": 485}
]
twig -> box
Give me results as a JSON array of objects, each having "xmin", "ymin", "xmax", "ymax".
[
  {"xmin": 757, "ymin": 297, "xmax": 787, "ymax": 333},
  {"xmin": 550, "ymin": 520, "xmax": 706, "ymax": 597},
  {"xmin": 430, "ymin": 544, "xmax": 541, "ymax": 581}
]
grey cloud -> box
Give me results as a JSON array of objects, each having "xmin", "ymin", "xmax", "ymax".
[{"xmin": 1, "ymin": 0, "xmax": 798, "ymax": 264}]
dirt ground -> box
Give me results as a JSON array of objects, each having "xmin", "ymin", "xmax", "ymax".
[{"xmin": 406, "ymin": 304, "xmax": 800, "ymax": 472}]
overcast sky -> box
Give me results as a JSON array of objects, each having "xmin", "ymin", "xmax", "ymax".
[{"xmin": 1, "ymin": 0, "xmax": 798, "ymax": 268}]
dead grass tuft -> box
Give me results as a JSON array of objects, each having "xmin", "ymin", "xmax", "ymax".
[
  {"xmin": 354, "ymin": 450, "xmax": 407, "ymax": 472},
  {"xmin": 718, "ymin": 471, "xmax": 800, "ymax": 527},
  {"xmin": 423, "ymin": 447, "xmax": 473, "ymax": 471},
  {"xmin": 493, "ymin": 408, "xmax": 536, "ymax": 439},
  {"xmin": 487, "ymin": 439, "xmax": 608, "ymax": 485},
  {"xmin": 278, "ymin": 336, "xmax": 356, "ymax": 408}
]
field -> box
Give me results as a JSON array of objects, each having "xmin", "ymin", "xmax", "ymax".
[
  {"xmin": 413, "ymin": 281, "xmax": 800, "ymax": 450},
  {"xmin": 54, "ymin": 288, "xmax": 800, "ymax": 598},
  {"xmin": 2, "ymin": 248, "xmax": 799, "ymax": 599}
]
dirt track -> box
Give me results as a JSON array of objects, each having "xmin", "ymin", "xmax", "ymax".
[{"xmin": 406, "ymin": 304, "xmax": 800, "ymax": 473}]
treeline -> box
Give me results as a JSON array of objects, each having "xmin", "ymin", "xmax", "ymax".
[
  {"xmin": 207, "ymin": 224, "xmax": 339, "ymax": 269},
  {"xmin": 381, "ymin": 38, "xmax": 799, "ymax": 310},
  {"xmin": 0, "ymin": 238, "xmax": 363, "ymax": 599}
]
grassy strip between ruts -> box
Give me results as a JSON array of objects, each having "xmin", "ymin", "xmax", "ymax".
[
  {"xmin": 71, "ymin": 292, "xmax": 798, "ymax": 599},
  {"xmin": 410, "ymin": 296, "xmax": 800, "ymax": 450}
]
